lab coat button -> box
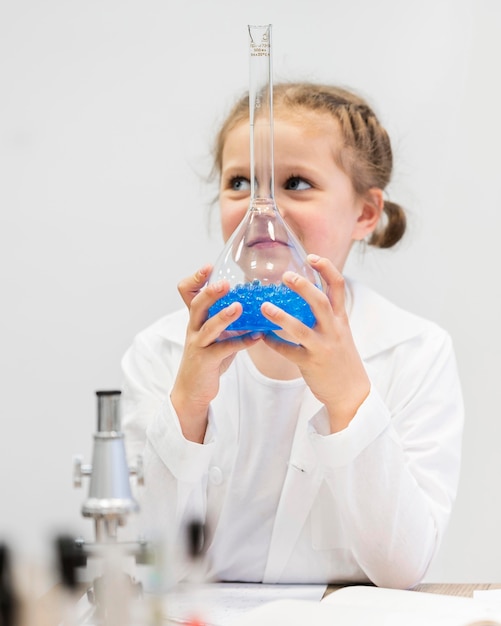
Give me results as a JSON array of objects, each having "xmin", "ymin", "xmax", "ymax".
[{"xmin": 209, "ymin": 466, "xmax": 223, "ymax": 485}]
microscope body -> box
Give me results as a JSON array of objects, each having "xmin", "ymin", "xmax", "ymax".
[{"xmin": 73, "ymin": 390, "xmax": 143, "ymax": 543}]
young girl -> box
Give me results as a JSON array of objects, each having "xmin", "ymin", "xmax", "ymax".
[{"xmin": 121, "ymin": 83, "xmax": 463, "ymax": 589}]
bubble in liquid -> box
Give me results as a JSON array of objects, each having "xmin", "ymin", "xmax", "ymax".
[{"xmin": 207, "ymin": 280, "xmax": 316, "ymax": 331}]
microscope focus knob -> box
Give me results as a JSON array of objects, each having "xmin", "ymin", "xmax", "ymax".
[{"xmin": 73, "ymin": 455, "xmax": 92, "ymax": 488}]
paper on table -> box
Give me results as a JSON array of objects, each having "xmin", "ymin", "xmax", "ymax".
[
  {"xmin": 231, "ymin": 599, "xmax": 463, "ymax": 626},
  {"xmin": 231, "ymin": 585, "xmax": 501, "ymax": 626},
  {"xmin": 473, "ymin": 589, "xmax": 501, "ymax": 606},
  {"xmin": 162, "ymin": 582, "xmax": 326, "ymax": 626},
  {"xmin": 324, "ymin": 585, "xmax": 481, "ymax": 610}
]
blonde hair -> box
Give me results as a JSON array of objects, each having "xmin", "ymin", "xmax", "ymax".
[{"xmin": 212, "ymin": 82, "xmax": 406, "ymax": 249}]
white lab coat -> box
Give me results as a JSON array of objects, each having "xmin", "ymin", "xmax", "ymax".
[{"xmin": 121, "ymin": 278, "xmax": 463, "ymax": 589}]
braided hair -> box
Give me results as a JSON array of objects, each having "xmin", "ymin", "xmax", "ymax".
[{"xmin": 212, "ymin": 82, "xmax": 406, "ymax": 249}]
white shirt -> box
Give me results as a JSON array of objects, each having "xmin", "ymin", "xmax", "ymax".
[
  {"xmin": 204, "ymin": 351, "xmax": 305, "ymax": 581},
  {"xmin": 120, "ymin": 279, "xmax": 464, "ymax": 589}
]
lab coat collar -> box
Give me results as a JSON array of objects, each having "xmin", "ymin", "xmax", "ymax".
[{"xmin": 346, "ymin": 278, "xmax": 433, "ymax": 361}]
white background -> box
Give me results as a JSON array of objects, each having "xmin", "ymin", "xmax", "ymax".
[{"xmin": 1, "ymin": 0, "xmax": 500, "ymax": 583}]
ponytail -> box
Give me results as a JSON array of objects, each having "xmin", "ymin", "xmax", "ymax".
[{"xmin": 369, "ymin": 200, "xmax": 406, "ymax": 248}]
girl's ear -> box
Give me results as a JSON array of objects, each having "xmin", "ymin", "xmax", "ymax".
[{"xmin": 353, "ymin": 188, "xmax": 384, "ymax": 240}]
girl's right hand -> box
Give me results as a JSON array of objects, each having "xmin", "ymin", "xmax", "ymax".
[{"xmin": 170, "ymin": 265, "xmax": 261, "ymax": 443}]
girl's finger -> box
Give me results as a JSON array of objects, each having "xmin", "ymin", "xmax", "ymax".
[
  {"xmin": 260, "ymin": 300, "xmax": 313, "ymax": 347},
  {"xmin": 280, "ymin": 269, "xmax": 335, "ymax": 333},
  {"xmin": 306, "ymin": 254, "xmax": 347, "ymax": 316},
  {"xmin": 177, "ymin": 264, "xmax": 212, "ymax": 307},
  {"xmin": 196, "ymin": 301, "xmax": 244, "ymax": 346},
  {"xmin": 189, "ymin": 279, "xmax": 233, "ymax": 330}
]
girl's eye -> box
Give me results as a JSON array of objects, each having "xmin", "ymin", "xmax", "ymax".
[
  {"xmin": 284, "ymin": 176, "xmax": 311, "ymax": 191},
  {"xmin": 229, "ymin": 176, "xmax": 251, "ymax": 191}
]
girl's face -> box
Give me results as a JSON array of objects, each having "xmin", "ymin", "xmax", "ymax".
[{"xmin": 219, "ymin": 110, "xmax": 382, "ymax": 271}]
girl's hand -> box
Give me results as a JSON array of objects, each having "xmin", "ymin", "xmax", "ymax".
[
  {"xmin": 171, "ymin": 266, "xmax": 261, "ymax": 443},
  {"xmin": 261, "ymin": 254, "xmax": 370, "ymax": 433}
]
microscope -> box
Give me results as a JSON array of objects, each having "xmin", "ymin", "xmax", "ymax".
[
  {"xmin": 73, "ymin": 390, "xmax": 142, "ymax": 542},
  {"xmin": 67, "ymin": 390, "xmax": 152, "ymax": 620}
]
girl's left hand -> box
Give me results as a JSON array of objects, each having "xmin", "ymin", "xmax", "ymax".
[{"xmin": 261, "ymin": 254, "xmax": 370, "ymax": 433}]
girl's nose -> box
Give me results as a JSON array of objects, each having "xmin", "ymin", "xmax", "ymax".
[
  {"xmin": 277, "ymin": 202, "xmax": 290, "ymax": 223},
  {"xmin": 275, "ymin": 198, "xmax": 290, "ymax": 222}
]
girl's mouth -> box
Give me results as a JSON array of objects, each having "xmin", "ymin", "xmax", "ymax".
[{"xmin": 246, "ymin": 238, "xmax": 289, "ymax": 248}]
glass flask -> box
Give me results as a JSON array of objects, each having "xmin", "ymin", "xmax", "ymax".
[{"xmin": 207, "ymin": 24, "xmax": 322, "ymax": 332}]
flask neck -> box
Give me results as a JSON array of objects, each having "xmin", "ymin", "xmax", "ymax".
[{"xmin": 248, "ymin": 25, "xmax": 274, "ymax": 203}]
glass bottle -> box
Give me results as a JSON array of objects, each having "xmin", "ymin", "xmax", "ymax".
[{"xmin": 207, "ymin": 24, "xmax": 322, "ymax": 332}]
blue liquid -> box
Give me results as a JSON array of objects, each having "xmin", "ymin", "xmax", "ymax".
[{"xmin": 207, "ymin": 281, "xmax": 316, "ymax": 331}]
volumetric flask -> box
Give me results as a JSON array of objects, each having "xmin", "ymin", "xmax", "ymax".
[{"xmin": 207, "ymin": 24, "xmax": 322, "ymax": 332}]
